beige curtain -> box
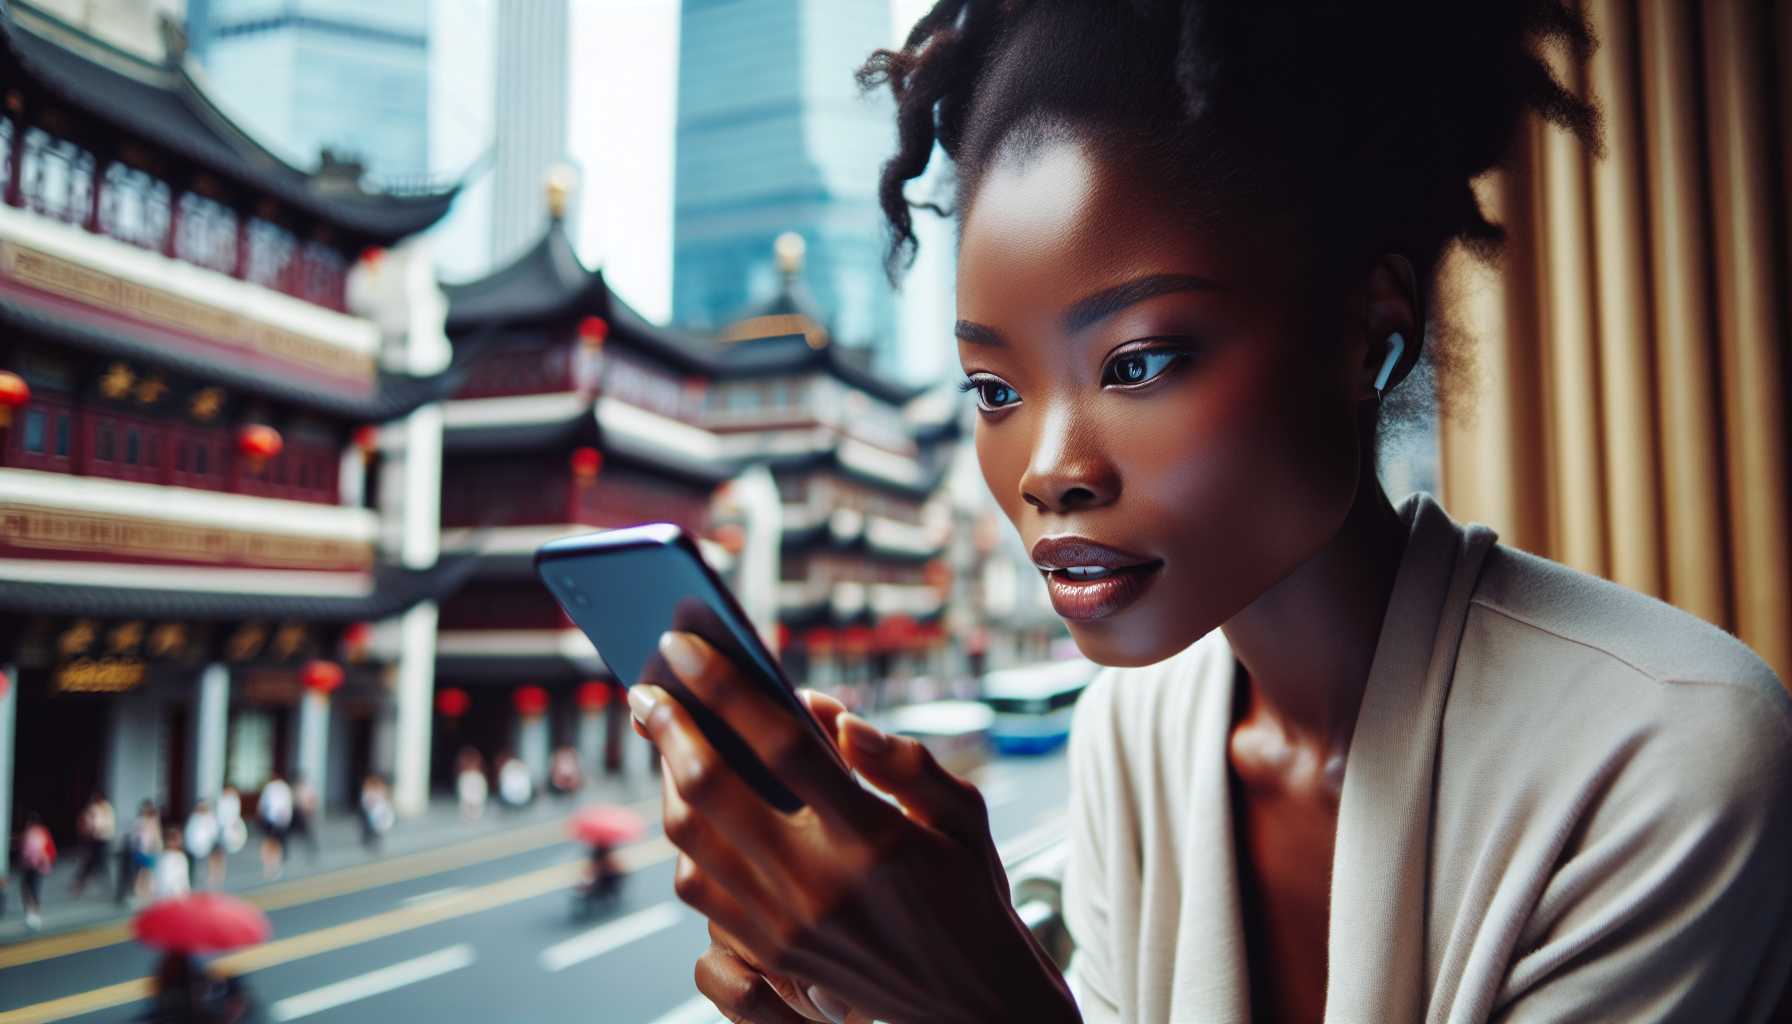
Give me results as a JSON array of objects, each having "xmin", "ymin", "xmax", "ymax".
[{"xmin": 1438, "ymin": 0, "xmax": 1792, "ymax": 690}]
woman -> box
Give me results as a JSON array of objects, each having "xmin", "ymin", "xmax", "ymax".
[{"xmin": 627, "ymin": 3, "xmax": 1792, "ymax": 1022}]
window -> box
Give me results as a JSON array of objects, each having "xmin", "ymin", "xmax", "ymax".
[
  {"xmin": 124, "ymin": 426, "xmax": 139, "ymax": 466},
  {"xmin": 98, "ymin": 163, "xmax": 173, "ymax": 251},
  {"xmin": 176, "ymin": 439, "xmax": 190, "ymax": 472},
  {"xmin": 245, "ymin": 218, "xmax": 295, "ymax": 289},
  {"xmin": 53, "ymin": 412, "xmax": 69, "ymax": 457},
  {"xmin": 19, "ymin": 128, "xmax": 95, "ymax": 226},
  {"xmin": 194, "ymin": 442, "xmax": 208, "ymax": 475},
  {"xmin": 21, "ymin": 408, "xmax": 45, "ymax": 453},
  {"xmin": 144, "ymin": 434, "xmax": 159, "ymax": 469},
  {"xmin": 173, "ymin": 192, "xmax": 239, "ymax": 274},
  {"xmin": 95, "ymin": 420, "xmax": 114, "ymax": 461}
]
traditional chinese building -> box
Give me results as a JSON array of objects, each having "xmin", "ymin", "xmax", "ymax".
[
  {"xmin": 436, "ymin": 181, "xmax": 737, "ymax": 784},
  {"xmin": 718, "ymin": 233, "xmax": 954, "ymax": 713},
  {"xmin": 0, "ymin": 0, "xmax": 469, "ymax": 857},
  {"xmin": 437, "ymin": 209, "xmax": 961, "ymax": 782}
]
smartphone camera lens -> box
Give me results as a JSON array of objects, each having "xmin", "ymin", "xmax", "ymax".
[
  {"xmin": 558, "ymin": 576, "xmax": 589, "ymax": 608},
  {"xmin": 571, "ymin": 591, "xmax": 589, "ymax": 608}
]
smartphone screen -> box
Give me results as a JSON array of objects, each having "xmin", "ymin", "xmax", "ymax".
[{"xmin": 537, "ymin": 524, "xmax": 827, "ymax": 813}]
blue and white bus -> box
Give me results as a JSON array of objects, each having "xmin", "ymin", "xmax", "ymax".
[{"xmin": 980, "ymin": 657, "xmax": 1099, "ymax": 755}]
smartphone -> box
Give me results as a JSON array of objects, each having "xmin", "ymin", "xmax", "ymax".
[{"xmin": 535, "ymin": 523, "xmax": 844, "ymax": 813}]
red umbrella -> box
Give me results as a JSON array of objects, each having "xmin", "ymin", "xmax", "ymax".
[
  {"xmin": 569, "ymin": 804, "xmax": 646, "ymax": 846},
  {"xmin": 133, "ymin": 892, "xmax": 271, "ymax": 954}
]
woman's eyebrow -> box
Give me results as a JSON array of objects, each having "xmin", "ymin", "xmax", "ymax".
[
  {"xmin": 955, "ymin": 273, "xmax": 1219, "ymax": 348},
  {"xmin": 1061, "ymin": 273, "xmax": 1220, "ymax": 333}
]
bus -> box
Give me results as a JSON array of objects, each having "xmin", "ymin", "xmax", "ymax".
[{"xmin": 979, "ymin": 657, "xmax": 1099, "ymax": 755}]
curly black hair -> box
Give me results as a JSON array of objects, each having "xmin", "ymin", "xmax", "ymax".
[{"xmin": 858, "ymin": 0, "xmax": 1603, "ymax": 426}]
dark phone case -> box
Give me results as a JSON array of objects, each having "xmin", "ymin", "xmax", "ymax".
[{"xmin": 536, "ymin": 526, "xmax": 835, "ymax": 814}]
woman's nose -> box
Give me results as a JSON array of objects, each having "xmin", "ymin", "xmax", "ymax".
[{"xmin": 1017, "ymin": 408, "xmax": 1119, "ymax": 514}]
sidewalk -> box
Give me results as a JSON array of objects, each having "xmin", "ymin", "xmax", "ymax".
[{"xmin": 0, "ymin": 770, "xmax": 663, "ymax": 946}]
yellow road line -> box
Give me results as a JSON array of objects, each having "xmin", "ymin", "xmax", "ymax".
[
  {"xmin": 0, "ymin": 836, "xmax": 676, "ymax": 1024},
  {"xmin": 0, "ymin": 796, "xmax": 659, "ymax": 971}
]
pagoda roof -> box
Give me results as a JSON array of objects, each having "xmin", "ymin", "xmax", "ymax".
[
  {"xmin": 0, "ymin": 298, "xmax": 491, "ymax": 422},
  {"xmin": 443, "ymin": 219, "xmax": 716, "ymax": 371},
  {"xmin": 766, "ymin": 446, "xmax": 946, "ymax": 501},
  {"xmin": 442, "ymin": 396, "xmax": 736, "ymax": 487},
  {"xmin": 0, "ymin": 3, "xmax": 458, "ymax": 243},
  {"xmin": 443, "ymin": 221, "xmax": 928, "ymax": 405},
  {"xmin": 0, "ymin": 556, "xmax": 478, "ymax": 622}
]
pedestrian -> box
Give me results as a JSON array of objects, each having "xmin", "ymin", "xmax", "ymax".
[
  {"xmin": 257, "ymin": 774, "xmax": 293, "ymax": 881},
  {"xmin": 358, "ymin": 774, "xmax": 394, "ymax": 853},
  {"xmin": 548, "ymin": 746, "xmax": 582, "ymax": 799},
  {"xmin": 288, "ymin": 775, "xmax": 320, "ymax": 862},
  {"xmin": 16, "ymin": 812, "xmax": 55, "ymax": 930},
  {"xmin": 183, "ymin": 801, "xmax": 219, "ymax": 889},
  {"xmin": 497, "ymin": 754, "xmax": 533, "ymax": 811},
  {"xmin": 455, "ymin": 749, "xmax": 487, "ymax": 823},
  {"xmin": 119, "ymin": 800, "xmax": 162, "ymax": 906},
  {"xmin": 214, "ymin": 784, "xmax": 246, "ymax": 884},
  {"xmin": 70, "ymin": 790, "xmax": 115, "ymax": 898},
  {"xmin": 150, "ymin": 826, "xmax": 189, "ymax": 902}
]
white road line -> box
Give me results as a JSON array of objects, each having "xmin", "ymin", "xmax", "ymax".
[
  {"xmin": 269, "ymin": 944, "xmax": 477, "ymax": 1021},
  {"xmin": 539, "ymin": 901, "xmax": 685, "ymax": 972},
  {"xmin": 399, "ymin": 885, "xmax": 466, "ymax": 907},
  {"xmin": 649, "ymin": 993, "xmax": 727, "ymax": 1024}
]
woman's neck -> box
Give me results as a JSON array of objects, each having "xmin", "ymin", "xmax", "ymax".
[{"xmin": 1220, "ymin": 471, "xmax": 1409, "ymax": 785}]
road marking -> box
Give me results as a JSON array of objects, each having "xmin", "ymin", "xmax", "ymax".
[
  {"xmin": 539, "ymin": 901, "xmax": 684, "ymax": 972},
  {"xmin": 650, "ymin": 994, "xmax": 726, "ymax": 1024},
  {"xmin": 0, "ymin": 836, "xmax": 677, "ymax": 1024},
  {"xmin": 269, "ymin": 944, "xmax": 477, "ymax": 1021},
  {"xmin": 0, "ymin": 794, "xmax": 662, "ymax": 971},
  {"xmin": 399, "ymin": 886, "xmax": 467, "ymax": 907}
]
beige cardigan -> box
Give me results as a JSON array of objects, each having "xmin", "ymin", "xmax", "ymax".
[{"xmin": 1061, "ymin": 493, "xmax": 1792, "ymax": 1022}]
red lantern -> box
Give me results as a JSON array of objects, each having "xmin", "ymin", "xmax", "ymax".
[
  {"xmin": 576, "ymin": 681, "xmax": 611, "ymax": 711},
  {"xmin": 237, "ymin": 424, "xmax": 283, "ymax": 471},
  {"xmin": 514, "ymin": 684, "xmax": 550, "ymax": 717},
  {"xmin": 876, "ymin": 615, "xmax": 916, "ymax": 651},
  {"xmin": 0, "ymin": 371, "xmax": 28, "ymax": 428},
  {"xmin": 341, "ymin": 622, "xmax": 371, "ymax": 661},
  {"xmin": 570, "ymin": 446, "xmax": 603, "ymax": 484},
  {"xmin": 578, "ymin": 316, "xmax": 609, "ymax": 348},
  {"xmin": 360, "ymin": 246, "xmax": 385, "ymax": 267},
  {"xmin": 300, "ymin": 659, "xmax": 344, "ymax": 695},
  {"xmin": 353, "ymin": 425, "xmax": 379, "ymax": 458},
  {"xmin": 713, "ymin": 522, "xmax": 745, "ymax": 556},
  {"xmin": 436, "ymin": 687, "xmax": 471, "ymax": 718}
]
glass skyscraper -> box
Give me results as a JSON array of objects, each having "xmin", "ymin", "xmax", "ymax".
[
  {"xmin": 673, "ymin": 0, "xmax": 900, "ymax": 373},
  {"xmin": 186, "ymin": 0, "xmax": 431, "ymax": 182}
]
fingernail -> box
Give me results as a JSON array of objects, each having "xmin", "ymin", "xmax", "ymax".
[
  {"xmin": 658, "ymin": 631, "xmax": 706, "ymax": 681},
  {"xmin": 806, "ymin": 985, "xmax": 850, "ymax": 1024},
  {"xmin": 627, "ymin": 685, "xmax": 657, "ymax": 725},
  {"xmin": 841, "ymin": 712, "xmax": 887, "ymax": 754}
]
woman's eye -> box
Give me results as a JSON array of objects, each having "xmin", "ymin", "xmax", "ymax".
[
  {"xmin": 1103, "ymin": 349, "xmax": 1182, "ymax": 388},
  {"xmin": 958, "ymin": 375, "xmax": 1020, "ymax": 412}
]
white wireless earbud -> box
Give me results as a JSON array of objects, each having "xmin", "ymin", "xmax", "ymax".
[{"xmin": 1373, "ymin": 332, "xmax": 1405, "ymax": 399}]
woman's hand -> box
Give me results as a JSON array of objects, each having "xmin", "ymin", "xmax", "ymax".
[{"xmin": 630, "ymin": 631, "xmax": 1078, "ymax": 1024}]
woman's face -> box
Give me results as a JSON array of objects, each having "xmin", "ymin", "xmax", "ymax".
[{"xmin": 956, "ymin": 136, "xmax": 1368, "ymax": 667}]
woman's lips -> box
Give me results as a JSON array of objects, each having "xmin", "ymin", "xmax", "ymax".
[
  {"xmin": 1030, "ymin": 535, "xmax": 1163, "ymax": 621},
  {"xmin": 1039, "ymin": 561, "xmax": 1164, "ymax": 621}
]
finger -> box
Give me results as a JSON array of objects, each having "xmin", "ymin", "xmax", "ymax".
[
  {"xmin": 642, "ymin": 688, "xmax": 800, "ymax": 868},
  {"xmin": 656, "ymin": 631, "xmax": 878, "ymax": 822},
  {"xmin": 836, "ymin": 712, "xmax": 993, "ymax": 849},
  {"xmin": 694, "ymin": 942, "xmax": 814, "ymax": 1024},
  {"xmin": 661, "ymin": 759, "xmax": 782, "ymax": 914},
  {"xmin": 796, "ymin": 690, "xmax": 847, "ymax": 748},
  {"xmin": 707, "ymin": 921, "xmax": 831, "ymax": 1023}
]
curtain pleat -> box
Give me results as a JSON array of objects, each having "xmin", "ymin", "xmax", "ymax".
[{"xmin": 1439, "ymin": 0, "xmax": 1792, "ymax": 688}]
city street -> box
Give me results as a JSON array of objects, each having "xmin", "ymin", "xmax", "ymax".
[{"xmin": 0, "ymin": 750, "xmax": 1069, "ymax": 1024}]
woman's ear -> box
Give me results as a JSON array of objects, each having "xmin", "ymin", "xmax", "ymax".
[{"xmin": 1356, "ymin": 252, "xmax": 1423, "ymax": 400}]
